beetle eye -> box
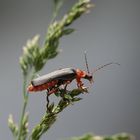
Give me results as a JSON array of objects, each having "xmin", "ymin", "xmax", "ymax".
[{"xmin": 89, "ymin": 75, "xmax": 93, "ymax": 81}]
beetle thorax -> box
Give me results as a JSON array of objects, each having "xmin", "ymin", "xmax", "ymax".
[
  {"xmin": 76, "ymin": 69, "xmax": 87, "ymax": 78},
  {"xmin": 76, "ymin": 69, "xmax": 93, "ymax": 82}
]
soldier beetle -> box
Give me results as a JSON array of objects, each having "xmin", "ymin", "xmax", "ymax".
[{"xmin": 27, "ymin": 53, "xmax": 120, "ymax": 95}]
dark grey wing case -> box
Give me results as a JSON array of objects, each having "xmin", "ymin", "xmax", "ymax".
[{"xmin": 31, "ymin": 68, "xmax": 76, "ymax": 86}]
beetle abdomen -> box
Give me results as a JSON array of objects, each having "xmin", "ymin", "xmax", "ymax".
[{"xmin": 28, "ymin": 80, "xmax": 58, "ymax": 92}]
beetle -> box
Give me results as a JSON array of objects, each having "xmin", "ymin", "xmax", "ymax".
[
  {"xmin": 27, "ymin": 52, "xmax": 120, "ymax": 95},
  {"xmin": 27, "ymin": 67, "xmax": 93, "ymax": 94}
]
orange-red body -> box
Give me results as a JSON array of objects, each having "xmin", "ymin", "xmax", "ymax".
[{"xmin": 27, "ymin": 80, "xmax": 58, "ymax": 92}]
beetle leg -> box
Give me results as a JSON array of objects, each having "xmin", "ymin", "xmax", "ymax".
[
  {"xmin": 59, "ymin": 84, "xmax": 69, "ymax": 101},
  {"xmin": 64, "ymin": 83, "xmax": 68, "ymax": 91},
  {"xmin": 63, "ymin": 80, "xmax": 71, "ymax": 90},
  {"xmin": 76, "ymin": 77, "xmax": 84, "ymax": 89},
  {"xmin": 57, "ymin": 81, "xmax": 70, "ymax": 100},
  {"xmin": 48, "ymin": 88, "xmax": 58, "ymax": 95},
  {"xmin": 46, "ymin": 89, "xmax": 50, "ymax": 112}
]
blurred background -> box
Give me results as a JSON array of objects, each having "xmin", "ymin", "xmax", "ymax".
[{"xmin": 0, "ymin": 0, "xmax": 140, "ymax": 139}]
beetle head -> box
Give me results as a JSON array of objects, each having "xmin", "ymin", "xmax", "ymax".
[
  {"xmin": 76, "ymin": 69, "xmax": 93, "ymax": 84},
  {"xmin": 84, "ymin": 73, "xmax": 93, "ymax": 83}
]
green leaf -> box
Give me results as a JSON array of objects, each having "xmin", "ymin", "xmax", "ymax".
[
  {"xmin": 70, "ymin": 88, "xmax": 88, "ymax": 97},
  {"xmin": 62, "ymin": 28, "xmax": 75, "ymax": 35},
  {"xmin": 72, "ymin": 97, "xmax": 82, "ymax": 102},
  {"xmin": 63, "ymin": 94, "xmax": 73, "ymax": 100}
]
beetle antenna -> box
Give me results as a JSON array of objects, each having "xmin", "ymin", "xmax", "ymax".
[
  {"xmin": 84, "ymin": 51, "xmax": 90, "ymax": 74},
  {"xmin": 92, "ymin": 62, "xmax": 120, "ymax": 74}
]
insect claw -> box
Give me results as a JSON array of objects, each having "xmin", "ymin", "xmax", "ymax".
[
  {"xmin": 82, "ymin": 86, "xmax": 89, "ymax": 93},
  {"xmin": 77, "ymin": 86, "xmax": 89, "ymax": 93}
]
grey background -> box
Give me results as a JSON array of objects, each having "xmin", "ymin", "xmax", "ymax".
[{"xmin": 0, "ymin": 0, "xmax": 140, "ymax": 139}]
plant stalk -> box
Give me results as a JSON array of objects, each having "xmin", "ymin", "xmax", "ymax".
[{"xmin": 17, "ymin": 76, "xmax": 28, "ymax": 140}]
